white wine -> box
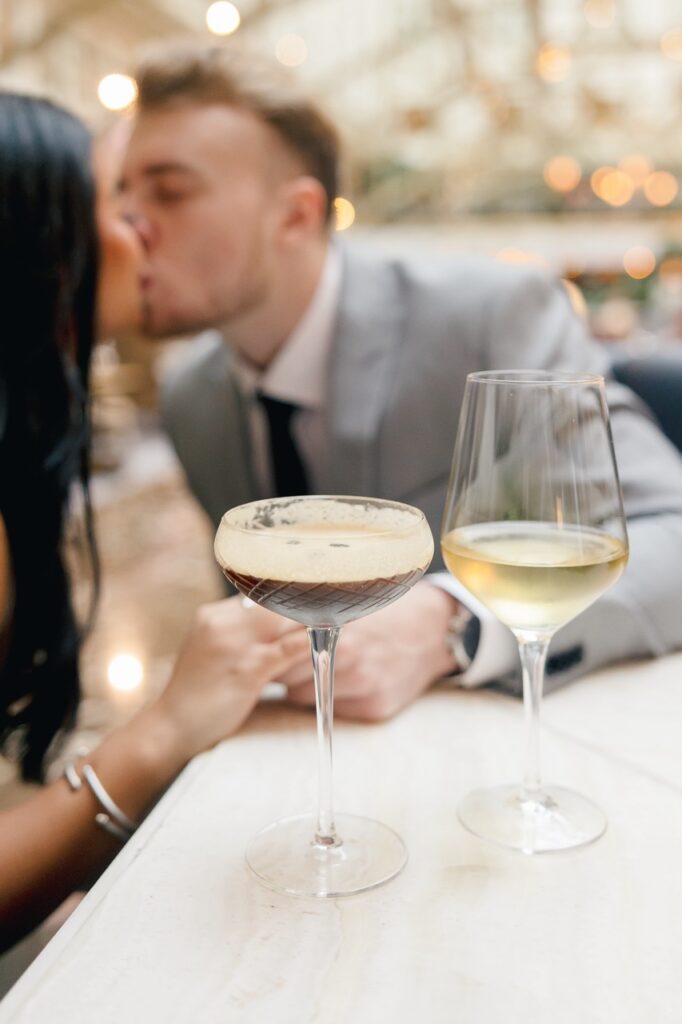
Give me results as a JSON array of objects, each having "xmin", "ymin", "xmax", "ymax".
[{"xmin": 441, "ymin": 521, "xmax": 628, "ymax": 634}]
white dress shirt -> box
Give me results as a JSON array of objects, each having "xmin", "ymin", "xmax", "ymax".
[{"xmin": 231, "ymin": 245, "xmax": 518, "ymax": 687}]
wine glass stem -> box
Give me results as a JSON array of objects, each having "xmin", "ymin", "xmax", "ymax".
[
  {"xmin": 308, "ymin": 626, "xmax": 341, "ymax": 848},
  {"xmin": 517, "ymin": 635, "xmax": 551, "ymax": 797}
]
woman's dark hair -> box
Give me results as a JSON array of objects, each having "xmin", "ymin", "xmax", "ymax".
[{"xmin": 0, "ymin": 94, "xmax": 99, "ymax": 780}]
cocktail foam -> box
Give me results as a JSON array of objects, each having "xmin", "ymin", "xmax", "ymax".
[{"xmin": 215, "ymin": 497, "xmax": 434, "ymax": 583}]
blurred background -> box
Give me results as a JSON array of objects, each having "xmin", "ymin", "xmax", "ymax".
[{"xmin": 1, "ymin": 0, "xmax": 681, "ymax": 803}]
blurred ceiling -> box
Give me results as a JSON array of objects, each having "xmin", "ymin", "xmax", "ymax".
[{"xmin": 1, "ymin": 0, "xmax": 681, "ymax": 219}]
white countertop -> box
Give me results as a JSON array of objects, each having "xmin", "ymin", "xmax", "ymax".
[{"xmin": 2, "ymin": 654, "xmax": 682, "ymax": 1024}]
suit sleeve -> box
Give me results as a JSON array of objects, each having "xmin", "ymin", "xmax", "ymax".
[{"xmin": 471, "ymin": 266, "xmax": 682, "ymax": 691}]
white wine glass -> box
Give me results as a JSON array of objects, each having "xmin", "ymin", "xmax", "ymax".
[
  {"xmin": 215, "ymin": 495, "xmax": 434, "ymax": 896},
  {"xmin": 441, "ymin": 371, "xmax": 628, "ymax": 853}
]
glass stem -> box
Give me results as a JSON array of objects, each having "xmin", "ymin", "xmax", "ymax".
[
  {"xmin": 308, "ymin": 626, "xmax": 341, "ymax": 848},
  {"xmin": 516, "ymin": 635, "xmax": 551, "ymax": 798}
]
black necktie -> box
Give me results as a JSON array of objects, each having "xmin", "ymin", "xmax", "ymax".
[{"xmin": 256, "ymin": 392, "xmax": 310, "ymax": 497}]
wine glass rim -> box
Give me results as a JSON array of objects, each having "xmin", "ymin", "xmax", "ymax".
[
  {"xmin": 468, "ymin": 370, "xmax": 605, "ymax": 386},
  {"xmin": 218, "ymin": 494, "xmax": 429, "ymax": 536}
]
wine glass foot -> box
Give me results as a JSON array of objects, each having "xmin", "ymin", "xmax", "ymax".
[
  {"xmin": 246, "ymin": 813, "xmax": 407, "ymax": 898},
  {"xmin": 457, "ymin": 784, "xmax": 606, "ymax": 854}
]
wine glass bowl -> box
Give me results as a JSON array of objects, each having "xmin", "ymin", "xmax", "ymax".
[
  {"xmin": 215, "ymin": 495, "xmax": 434, "ymax": 896},
  {"xmin": 441, "ymin": 371, "xmax": 628, "ymax": 853}
]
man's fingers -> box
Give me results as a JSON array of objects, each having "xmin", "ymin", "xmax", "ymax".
[
  {"xmin": 333, "ymin": 695, "xmax": 400, "ymax": 722},
  {"xmin": 251, "ymin": 633, "xmax": 310, "ymax": 680},
  {"xmin": 286, "ymin": 683, "xmax": 316, "ymax": 706},
  {"xmin": 277, "ymin": 662, "xmax": 312, "ymax": 687},
  {"xmin": 277, "ymin": 639, "xmax": 363, "ymax": 687},
  {"xmin": 286, "ymin": 668, "xmax": 374, "ymax": 702}
]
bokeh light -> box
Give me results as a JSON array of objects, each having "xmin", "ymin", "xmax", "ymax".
[
  {"xmin": 543, "ymin": 156, "xmax": 582, "ymax": 193},
  {"xmin": 535, "ymin": 45, "xmax": 572, "ymax": 83},
  {"xmin": 334, "ymin": 197, "xmax": 356, "ymax": 231},
  {"xmin": 643, "ymin": 171, "xmax": 679, "ymax": 207},
  {"xmin": 592, "ymin": 168, "xmax": 634, "ymax": 206},
  {"xmin": 661, "ymin": 30, "xmax": 682, "ymax": 61},
  {"xmin": 623, "ymin": 246, "xmax": 657, "ymax": 280},
  {"xmin": 275, "ymin": 34, "xmax": 308, "ymax": 67},
  {"xmin": 97, "ymin": 74, "xmax": 138, "ymax": 112},
  {"xmin": 495, "ymin": 249, "xmax": 548, "ymax": 267},
  {"xmin": 206, "ymin": 2, "xmax": 240, "ymax": 36},
  {"xmin": 107, "ymin": 654, "xmax": 144, "ymax": 693},
  {"xmin": 618, "ymin": 154, "xmax": 653, "ymax": 187},
  {"xmin": 584, "ymin": 0, "xmax": 615, "ymax": 27}
]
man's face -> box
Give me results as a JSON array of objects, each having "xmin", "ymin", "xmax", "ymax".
[{"xmin": 121, "ymin": 102, "xmax": 286, "ymax": 337}]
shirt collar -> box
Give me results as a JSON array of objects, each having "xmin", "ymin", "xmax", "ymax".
[{"xmin": 233, "ymin": 245, "xmax": 342, "ymax": 410}]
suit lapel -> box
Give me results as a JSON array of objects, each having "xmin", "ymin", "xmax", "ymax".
[
  {"xmin": 323, "ymin": 245, "xmax": 404, "ymax": 496},
  {"xmin": 198, "ymin": 340, "xmax": 257, "ymax": 525}
]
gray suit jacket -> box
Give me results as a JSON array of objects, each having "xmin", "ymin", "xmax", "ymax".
[{"xmin": 162, "ymin": 243, "xmax": 682, "ymax": 692}]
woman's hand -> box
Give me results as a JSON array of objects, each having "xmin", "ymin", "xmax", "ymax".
[{"xmin": 146, "ymin": 597, "xmax": 309, "ymax": 769}]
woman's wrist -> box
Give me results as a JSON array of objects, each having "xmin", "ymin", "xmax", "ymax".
[{"xmin": 88, "ymin": 702, "xmax": 189, "ymax": 821}]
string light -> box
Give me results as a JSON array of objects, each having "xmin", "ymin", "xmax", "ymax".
[
  {"xmin": 334, "ymin": 197, "xmax": 355, "ymax": 231},
  {"xmin": 643, "ymin": 171, "xmax": 679, "ymax": 207},
  {"xmin": 206, "ymin": 2, "xmax": 240, "ymax": 36},
  {"xmin": 590, "ymin": 166, "xmax": 614, "ymax": 195},
  {"xmin": 593, "ymin": 168, "xmax": 634, "ymax": 206},
  {"xmin": 97, "ymin": 74, "xmax": 138, "ymax": 112},
  {"xmin": 618, "ymin": 154, "xmax": 653, "ymax": 187},
  {"xmin": 543, "ymin": 156, "xmax": 582, "ymax": 193}
]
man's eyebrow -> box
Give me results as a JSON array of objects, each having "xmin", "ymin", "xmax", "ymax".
[
  {"xmin": 140, "ymin": 162, "xmax": 202, "ymax": 178},
  {"xmin": 117, "ymin": 162, "xmax": 202, "ymax": 191}
]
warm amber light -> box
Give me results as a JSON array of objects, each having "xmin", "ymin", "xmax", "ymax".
[
  {"xmin": 660, "ymin": 257, "xmax": 682, "ymax": 283},
  {"xmin": 495, "ymin": 249, "xmax": 548, "ymax": 267},
  {"xmin": 334, "ymin": 197, "xmax": 356, "ymax": 232},
  {"xmin": 543, "ymin": 156, "xmax": 582, "ymax": 193},
  {"xmin": 584, "ymin": 0, "xmax": 615, "ymax": 28},
  {"xmin": 618, "ymin": 154, "xmax": 653, "ymax": 187},
  {"xmin": 275, "ymin": 34, "xmax": 308, "ymax": 67},
  {"xmin": 562, "ymin": 279, "xmax": 588, "ymax": 318},
  {"xmin": 97, "ymin": 74, "xmax": 138, "ymax": 112},
  {"xmin": 206, "ymin": 1, "xmax": 240, "ymax": 35},
  {"xmin": 107, "ymin": 654, "xmax": 144, "ymax": 693},
  {"xmin": 535, "ymin": 44, "xmax": 572, "ymax": 83},
  {"xmin": 661, "ymin": 30, "xmax": 682, "ymax": 61},
  {"xmin": 590, "ymin": 166, "xmax": 613, "ymax": 194},
  {"xmin": 623, "ymin": 246, "xmax": 656, "ymax": 280},
  {"xmin": 643, "ymin": 171, "xmax": 679, "ymax": 207},
  {"xmin": 595, "ymin": 169, "xmax": 635, "ymax": 206}
]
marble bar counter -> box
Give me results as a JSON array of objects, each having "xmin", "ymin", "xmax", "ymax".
[{"xmin": 2, "ymin": 654, "xmax": 682, "ymax": 1024}]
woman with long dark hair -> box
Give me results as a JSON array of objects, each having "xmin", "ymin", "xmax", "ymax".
[{"xmin": 0, "ymin": 94, "xmax": 307, "ymax": 950}]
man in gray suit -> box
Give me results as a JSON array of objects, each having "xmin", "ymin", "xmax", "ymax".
[{"xmin": 122, "ymin": 44, "xmax": 682, "ymax": 719}]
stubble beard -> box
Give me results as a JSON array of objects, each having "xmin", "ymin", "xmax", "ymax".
[{"xmin": 142, "ymin": 267, "xmax": 270, "ymax": 340}]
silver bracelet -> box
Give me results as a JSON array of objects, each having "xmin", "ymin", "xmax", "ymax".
[{"xmin": 63, "ymin": 761, "xmax": 139, "ymax": 842}]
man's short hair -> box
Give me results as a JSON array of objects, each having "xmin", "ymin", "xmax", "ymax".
[{"xmin": 134, "ymin": 44, "xmax": 340, "ymax": 223}]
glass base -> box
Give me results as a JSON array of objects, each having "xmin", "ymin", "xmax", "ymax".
[
  {"xmin": 457, "ymin": 784, "xmax": 607, "ymax": 854},
  {"xmin": 246, "ymin": 813, "xmax": 407, "ymax": 898}
]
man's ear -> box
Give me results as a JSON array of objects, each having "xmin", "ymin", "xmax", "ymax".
[{"xmin": 276, "ymin": 175, "xmax": 329, "ymax": 244}]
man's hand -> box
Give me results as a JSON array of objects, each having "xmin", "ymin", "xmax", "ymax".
[{"xmin": 280, "ymin": 581, "xmax": 460, "ymax": 721}]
